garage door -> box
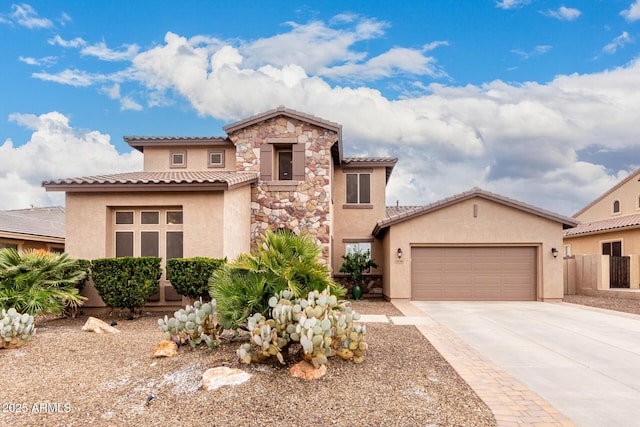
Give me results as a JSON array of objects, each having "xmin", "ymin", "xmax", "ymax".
[{"xmin": 411, "ymin": 247, "xmax": 536, "ymax": 301}]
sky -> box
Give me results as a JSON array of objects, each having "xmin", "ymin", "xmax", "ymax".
[{"xmin": 1, "ymin": 0, "xmax": 640, "ymax": 216}]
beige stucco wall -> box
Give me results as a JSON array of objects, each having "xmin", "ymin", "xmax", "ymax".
[
  {"xmin": 331, "ymin": 165, "xmax": 387, "ymax": 274},
  {"xmin": 576, "ymin": 173, "xmax": 640, "ymax": 222},
  {"xmin": 381, "ymin": 197, "xmax": 565, "ymax": 301},
  {"xmin": 143, "ymin": 146, "xmax": 237, "ymax": 172},
  {"xmin": 564, "ymin": 228, "xmax": 640, "ymax": 256},
  {"xmin": 65, "ymin": 188, "xmax": 251, "ymax": 308}
]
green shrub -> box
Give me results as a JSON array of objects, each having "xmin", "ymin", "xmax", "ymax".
[
  {"xmin": 0, "ymin": 249, "xmax": 87, "ymax": 316},
  {"xmin": 166, "ymin": 257, "xmax": 225, "ymax": 300},
  {"xmin": 339, "ymin": 249, "xmax": 377, "ymax": 286},
  {"xmin": 209, "ymin": 229, "xmax": 346, "ymax": 330},
  {"xmin": 91, "ymin": 257, "xmax": 162, "ymax": 313}
]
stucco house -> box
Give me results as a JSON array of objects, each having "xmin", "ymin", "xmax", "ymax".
[
  {"xmin": 0, "ymin": 207, "xmax": 65, "ymax": 253},
  {"xmin": 563, "ymin": 168, "xmax": 640, "ymax": 290},
  {"xmin": 43, "ymin": 106, "xmax": 575, "ymax": 308}
]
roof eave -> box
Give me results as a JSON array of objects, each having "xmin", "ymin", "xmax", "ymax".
[{"xmin": 42, "ymin": 181, "xmax": 254, "ymax": 193}]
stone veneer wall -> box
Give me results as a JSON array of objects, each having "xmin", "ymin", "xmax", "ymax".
[{"xmin": 228, "ymin": 116, "xmax": 338, "ymax": 262}]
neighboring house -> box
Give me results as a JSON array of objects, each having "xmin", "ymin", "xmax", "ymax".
[
  {"xmin": 43, "ymin": 106, "xmax": 574, "ymax": 308},
  {"xmin": 0, "ymin": 207, "xmax": 65, "ymax": 253}
]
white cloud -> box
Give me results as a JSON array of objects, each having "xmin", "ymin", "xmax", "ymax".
[
  {"xmin": 32, "ymin": 69, "xmax": 109, "ymax": 87},
  {"xmin": 81, "ymin": 42, "xmax": 140, "ymax": 61},
  {"xmin": 48, "ymin": 35, "xmax": 86, "ymax": 48},
  {"xmin": 0, "ymin": 112, "xmax": 142, "ymax": 210},
  {"xmin": 511, "ymin": 45, "xmax": 552, "ymax": 60},
  {"xmin": 542, "ymin": 6, "xmax": 581, "ymax": 21},
  {"xmin": 19, "ymin": 55, "xmax": 57, "ymax": 66},
  {"xmin": 603, "ymin": 31, "xmax": 633, "ymax": 54},
  {"xmin": 100, "ymin": 83, "xmax": 121, "ymax": 100},
  {"xmin": 621, "ymin": 0, "xmax": 640, "ymax": 21},
  {"xmin": 10, "ymin": 3, "xmax": 52, "ymax": 29},
  {"xmin": 120, "ymin": 96, "xmax": 142, "ymax": 111},
  {"xmin": 496, "ymin": 0, "xmax": 530, "ymax": 10}
]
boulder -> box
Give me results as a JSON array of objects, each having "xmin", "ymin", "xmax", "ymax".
[
  {"xmin": 290, "ymin": 361, "xmax": 327, "ymax": 380},
  {"xmin": 81, "ymin": 317, "xmax": 121, "ymax": 334},
  {"xmin": 202, "ymin": 367, "xmax": 251, "ymax": 391},
  {"xmin": 152, "ymin": 340, "xmax": 178, "ymax": 358}
]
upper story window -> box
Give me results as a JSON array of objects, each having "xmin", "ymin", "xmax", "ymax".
[
  {"xmin": 115, "ymin": 211, "xmax": 134, "ymax": 224},
  {"xmin": 208, "ymin": 150, "xmax": 224, "ymax": 168},
  {"xmin": 613, "ymin": 200, "xmax": 620, "ymax": 214},
  {"xmin": 260, "ymin": 140, "xmax": 305, "ymax": 182},
  {"xmin": 170, "ymin": 151, "xmax": 186, "ymax": 168},
  {"xmin": 276, "ymin": 145, "xmax": 293, "ymax": 180},
  {"xmin": 346, "ymin": 173, "xmax": 371, "ymax": 204}
]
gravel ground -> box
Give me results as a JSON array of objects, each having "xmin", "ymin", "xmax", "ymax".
[
  {"xmin": 563, "ymin": 294, "xmax": 640, "ymax": 316},
  {"xmin": 1, "ymin": 300, "xmax": 496, "ymax": 427}
]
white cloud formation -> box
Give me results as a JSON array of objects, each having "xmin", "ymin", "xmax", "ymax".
[
  {"xmin": 0, "ymin": 112, "xmax": 142, "ymax": 210},
  {"xmin": 621, "ymin": 0, "xmax": 640, "ymax": 21},
  {"xmin": 542, "ymin": 6, "xmax": 581, "ymax": 21},
  {"xmin": 496, "ymin": 0, "xmax": 530, "ymax": 10},
  {"xmin": 603, "ymin": 31, "xmax": 633, "ymax": 54},
  {"xmin": 120, "ymin": 96, "xmax": 142, "ymax": 111},
  {"xmin": 10, "ymin": 3, "xmax": 52, "ymax": 29},
  {"xmin": 511, "ymin": 45, "xmax": 552, "ymax": 60},
  {"xmin": 81, "ymin": 42, "xmax": 140, "ymax": 61},
  {"xmin": 19, "ymin": 55, "xmax": 57, "ymax": 66},
  {"xmin": 48, "ymin": 35, "xmax": 86, "ymax": 48}
]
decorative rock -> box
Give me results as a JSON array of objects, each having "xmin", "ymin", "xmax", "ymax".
[
  {"xmin": 153, "ymin": 340, "xmax": 178, "ymax": 358},
  {"xmin": 81, "ymin": 317, "xmax": 121, "ymax": 334},
  {"xmin": 202, "ymin": 367, "xmax": 251, "ymax": 391},
  {"xmin": 290, "ymin": 361, "xmax": 327, "ymax": 380}
]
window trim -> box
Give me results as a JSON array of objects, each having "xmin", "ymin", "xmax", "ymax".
[
  {"xmin": 170, "ymin": 151, "xmax": 187, "ymax": 168},
  {"xmin": 345, "ymin": 172, "xmax": 371, "ymax": 205},
  {"xmin": 115, "ymin": 211, "xmax": 134, "ymax": 225},
  {"xmin": 208, "ymin": 150, "xmax": 225, "ymax": 168}
]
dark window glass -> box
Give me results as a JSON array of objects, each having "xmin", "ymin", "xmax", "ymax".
[
  {"xmin": 603, "ymin": 241, "xmax": 622, "ymax": 256},
  {"xmin": 613, "ymin": 200, "xmax": 620, "ymax": 213},
  {"xmin": 171, "ymin": 152, "xmax": 185, "ymax": 166},
  {"xmin": 166, "ymin": 231, "xmax": 183, "ymax": 259},
  {"xmin": 359, "ymin": 174, "xmax": 371, "ymax": 204},
  {"xmin": 141, "ymin": 232, "xmax": 159, "ymax": 257},
  {"xmin": 115, "ymin": 232, "xmax": 134, "ymax": 257},
  {"xmin": 0, "ymin": 242, "xmax": 18, "ymax": 250},
  {"xmin": 209, "ymin": 151, "xmax": 223, "ymax": 167},
  {"xmin": 166, "ymin": 211, "xmax": 183, "ymax": 225},
  {"xmin": 346, "ymin": 174, "xmax": 358, "ymax": 203},
  {"xmin": 141, "ymin": 211, "xmax": 159, "ymax": 224},
  {"xmin": 278, "ymin": 150, "xmax": 293, "ymax": 180},
  {"xmin": 115, "ymin": 211, "xmax": 134, "ymax": 224}
]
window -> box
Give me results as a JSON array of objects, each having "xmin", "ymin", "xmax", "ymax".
[
  {"xmin": 346, "ymin": 173, "xmax": 371, "ymax": 204},
  {"xmin": 613, "ymin": 200, "xmax": 620, "ymax": 214},
  {"xmin": 564, "ymin": 245, "xmax": 571, "ymax": 257},
  {"xmin": 166, "ymin": 231, "xmax": 183, "ymax": 259},
  {"xmin": 115, "ymin": 231, "xmax": 134, "ymax": 257},
  {"xmin": 0, "ymin": 242, "xmax": 18, "ymax": 250},
  {"xmin": 167, "ymin": 211, "xmax": 183, "ymax": 225},
  {"xmin": 141, "ymin": 211, "xmax": 159, "ymax": 224},
  {"xmin": 346, "ymin": 241, "xmax": 372, "ymax": 255},
  {"xmin": 276, "ymin": 146, "xmax": 293, "ymax": 180},
  {"xmin": 115, "ymin": 211, "xmax": 134, "ymax": 224},
  {"xmin": 170, "ymin": 151, "xmax": 186, "ymax": 168},
  {"xmin": 602, "ymin": 241, "xmax": 622, "ymax": 256},
  {"xmin": 141, "ymin": 231, "xmax": 159, "ymax": 257},
  {"xmin": 259, "ymin": 141, "xmax": 304, "ymax": 182},
  {"xmin": 208, "ymin": 150, "xmax": 224, "ymax": 168}
]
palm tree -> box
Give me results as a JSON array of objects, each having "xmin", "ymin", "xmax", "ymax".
[
  {"xmin": 210, "ymin": 229, "xmax": 345, "ymax": 329},
  {"xmin": 0, "ymin": 249, "xmax": 87, "ymax": 316}
]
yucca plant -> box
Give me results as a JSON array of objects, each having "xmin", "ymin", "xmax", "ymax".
[
  {"xmin": 209, "ymin": 229, "xmax": 346, "ymax": 329},
  {"xmin": 0, "ymin": 249, "xmax": 87, "ymax": 316}
]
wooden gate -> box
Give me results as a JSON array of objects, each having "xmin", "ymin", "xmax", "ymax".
[{"xmin": 610, "ymin": 256, "xmax": 630, "ymax": 288}]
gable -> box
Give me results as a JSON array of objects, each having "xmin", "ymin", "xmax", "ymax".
[{"xmin": 574, "ymin": 168, "xmax": 640, "ymax": 222}]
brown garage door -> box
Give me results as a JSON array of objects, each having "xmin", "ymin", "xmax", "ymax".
[{"xmin": 411, "ymin": 247, "xmax": 536, "ymax": 301}]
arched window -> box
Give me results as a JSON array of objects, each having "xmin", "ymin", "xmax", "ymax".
[{"xmin": 613, "ymin": 200, "xmax": 620, "ymax": 213}]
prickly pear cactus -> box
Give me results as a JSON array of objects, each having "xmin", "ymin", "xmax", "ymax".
[
  {"xmin": 157, "ymin": 298, "xmax": 219, "ymax": 348},
  {"xmin": 238, "ymin": 288, "xmax": 367, "ymax": 367},
  {"xmin": 1, "ymin": 308, "xmax": 36, "ymax": 349}
]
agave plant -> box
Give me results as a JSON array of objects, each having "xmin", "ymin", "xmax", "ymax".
[
  {"xmin": 210, "ymin": 229, "xmax": 346, "ymax": 329},
  {"xmin": 0, "ymin": 249, "xmax": 87, "ymax": 316}
]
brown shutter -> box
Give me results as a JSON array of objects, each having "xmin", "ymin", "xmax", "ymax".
[
  {"xmin": 260, "ymin": 144, "xmax": 273, "ymax": 181},
  {"xmin": 292, "ymin": 143, "xmax": 306, "ymax": 181}
]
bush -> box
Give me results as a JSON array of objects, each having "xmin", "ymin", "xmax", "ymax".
[
  {"xmin": 209, "ymin": 229, "xmax": 346, "ymax": 330},
  {"xmin": 0, "ymin": 249, "xmax": 87, "ymax": 316},
  {"xmin": 339, "ymin": 249, "xmax": 377, "ymax": 286},
  {"xmin": 166, "ymin": 257, "xmax": 225, "ymax": 300},
  {"xmin": 91, "ymin": 257, "xmax": 162, "ymax": 313}
]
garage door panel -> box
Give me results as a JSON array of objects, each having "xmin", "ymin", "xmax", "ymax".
[{"xmin": 411, "ymin": 247, "xmax": 536, "ymax": 301}]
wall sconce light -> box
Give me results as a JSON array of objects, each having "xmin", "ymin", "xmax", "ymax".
[
  {"xmin": 551, "ymin": 248, "xmax": 558, "ymax": 258},
  {"xmin": 397, "ymin": 248, "xmax": 403, "ymax": 259}
]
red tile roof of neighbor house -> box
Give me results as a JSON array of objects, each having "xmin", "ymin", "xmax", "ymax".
[
  {"xmin": 376, "ymin": 187, "xmax": 579, "ymax": 237},
  {"xmin": 0, "ymin": 207, "xmax": 65, "ymax": 240},
  {"xmin": 563, "ymin": 213, "xmax": 640, "ymax": 237},
  {"xmin": 42, "ymin": 171, "xmax": 259, "ymax": 192}
]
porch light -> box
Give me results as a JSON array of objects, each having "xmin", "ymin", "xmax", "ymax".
[
  {"xmin": 551, "ymin": 247, "xmax": 558, "ymax": 258},
  {"xmin": 397, "ymin": 248, "xmax": 403, "ymax": 259}
]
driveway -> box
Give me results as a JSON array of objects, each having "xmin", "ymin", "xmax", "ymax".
[{"xmin": 410, "ymin": 301, "xmax": 640, "ymax": 427}]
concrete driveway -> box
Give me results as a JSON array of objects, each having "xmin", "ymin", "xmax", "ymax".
[{"xmin": 410, "ymin": 301, "xmax": 640, "ymax": 427}]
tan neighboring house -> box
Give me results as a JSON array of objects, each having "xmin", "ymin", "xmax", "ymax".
[
  {"xmin": 43, "ymin": 106, "xmax": 575, "ymax": 308},
  {"xmin": 564, "ymin": 168, "xmax": 640, "ymax": 291},
  {"xmin": 0, "ymin": 207, "xmax": 65, "ymax": 253}
]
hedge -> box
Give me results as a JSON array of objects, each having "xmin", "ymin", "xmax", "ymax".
[
  {"xmin": 91, "ymin": 257, "xmax": 162, "ymax": 313},
  {"xmin": 166, "ymin": 257, "xmax": 226, "ymax": 300}
]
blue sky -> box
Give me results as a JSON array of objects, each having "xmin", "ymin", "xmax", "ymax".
[{"xmin": 2, "ymin": 1, "xmax": 640, "ymax": 215}]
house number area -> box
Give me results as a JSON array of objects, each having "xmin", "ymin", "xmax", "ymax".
[{"xmin": 2, "ymin": 402, "xmax": 72, "ymax": 413}]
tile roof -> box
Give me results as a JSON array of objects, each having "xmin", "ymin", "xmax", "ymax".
[
  {"xmin": 123, "ymin": 136, "xmax": 231, "ymax": 152},
  {"xmin": 0, "ymin": 207, "xmax": 65, "ymax": 240},
  {"xmin": 43, "ymin": 171, "xmax": 259, "ymax": 191},
  {"xmin": 374, "ymin": 187, "xmax": 579, "ymax": 237},
  {"xmin": 563, "ymin": 213, "xmax": 640, "ymax": 237},
  {"xmin": 385, "ymin": 206, "xmax": 423, "ymax": 218},
  {"xmin": 223, "ymin": 105, "xmax": 342, "ymax": 134},
  {"xmin": 343, "ymin": 157, "xmax": 398, "ymax": 181}
]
